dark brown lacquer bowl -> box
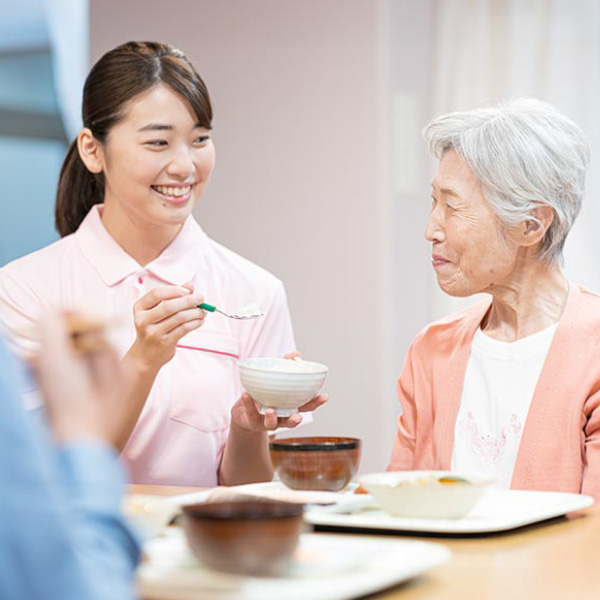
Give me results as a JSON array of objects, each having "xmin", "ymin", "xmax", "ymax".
[
  {"xmin": 269, "ymin": 436, "xmax": 361, "ymax": 491},
  {"xmin": 181, "ymin": 500, "xmax": 304, "ymax": 576}
]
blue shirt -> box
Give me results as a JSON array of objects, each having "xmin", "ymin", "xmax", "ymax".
[{"xmin": 0, "ymin": 336, "xmax": 141, "ymax": 600}]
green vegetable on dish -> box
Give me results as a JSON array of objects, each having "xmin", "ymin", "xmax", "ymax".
[{"xmin": 438, "ymin": 476, "xmax": 470, "ymax": 485}]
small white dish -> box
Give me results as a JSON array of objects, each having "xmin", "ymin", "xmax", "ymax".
[
  {"xmin": 360, "ymin": 471, "xmax": 494, "ymax": 519},
  {"xmin": 238, "ymin": 357, "xmax": 328, "ymax": 416},
  {"xmin": 137, "ymin": 530, "xmax": 450, "ymax": 600},
  {"xmin": 123, "ymin": 494, "xmax": 179, "ymax": 539}
]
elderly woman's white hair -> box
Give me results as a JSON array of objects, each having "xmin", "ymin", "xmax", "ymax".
[{"xmin": 423, "ymin": 98, "xmax": 591, "ymax": 263}]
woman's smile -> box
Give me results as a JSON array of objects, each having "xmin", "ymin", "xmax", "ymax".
[{"xmin": 151, "ymin": 183, "xmax": 195, "ymax": 205}]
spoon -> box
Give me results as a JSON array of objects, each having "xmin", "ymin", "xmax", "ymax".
[{"xmin": 198, "ymin": 302, "xmax": 264, "ymax": 320}]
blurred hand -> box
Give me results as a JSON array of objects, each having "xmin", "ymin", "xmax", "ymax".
[
  {"xmin": 128, "ymin": 282, "xmax": 205, "ymax": 371},
  {"xmin": 34, "ymin": 314, "xmax": 133, "ymax": 447}
]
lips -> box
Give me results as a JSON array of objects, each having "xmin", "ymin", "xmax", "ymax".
[{"xmin": 431, "ymin": 254, "xmax": 451, "ymax": 268}]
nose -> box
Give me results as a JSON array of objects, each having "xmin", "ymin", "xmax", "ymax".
[
  {"xmin": 166, "ymin": 145, "xmax": 195, "ymax": 179},
  {"xmin": 425, "ymin": 204, "xmax": 445, "ymax": 243}
]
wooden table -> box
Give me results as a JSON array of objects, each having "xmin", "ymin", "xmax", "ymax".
[{"xmin": 131, "ymin": 485, "xmax": 599, "ymax": 600}]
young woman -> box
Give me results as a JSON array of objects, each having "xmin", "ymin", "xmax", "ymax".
[{"xmin": 0, "ymin": 41, "xmax": 326, "ymax": 487}]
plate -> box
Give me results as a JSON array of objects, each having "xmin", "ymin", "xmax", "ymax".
[
  {"xmin": 305, "ymin": 489, "xmax": 594, "ymax": 534},
  {"xmin": 170, "ymin": 481, "xmax": 371, "ymax": 513},
  {"xmin": 137, "ymin": 530, "xmax": 450, "ymax": 600},
  {"xmin": 124, "ymin": 495, "xmax": 180, "ymax": 539}
]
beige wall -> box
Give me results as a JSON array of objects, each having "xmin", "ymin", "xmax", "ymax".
[{"xmin": 90, "ymin": 0, "xmax": 405, "ymax": 473}]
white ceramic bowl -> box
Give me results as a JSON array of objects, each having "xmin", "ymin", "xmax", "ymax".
[
  {"xmin": 237, "ymin": 357, "xmax": 328, "ymax": 416},
  {"xmin": 360, "ymin": 471, "xmax": 494, "ymax": 519}
]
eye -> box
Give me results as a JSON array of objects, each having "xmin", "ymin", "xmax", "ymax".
[
  {"xmin": 144, "ymin": 140, "xmax": 168, "ymax": 148},
  {"xmin": 194, "ymin": 135, "xmax": 211, "ymax": 145}
]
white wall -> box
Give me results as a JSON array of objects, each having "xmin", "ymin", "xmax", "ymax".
[
  {"xmin": 86, "ymin": 0, "xmax": 600, "ymax": 476},
  {"xmin": 90, "ymin": 0, "xmax": 402, "ymax": 473}
]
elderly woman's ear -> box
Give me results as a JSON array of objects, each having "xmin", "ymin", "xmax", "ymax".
[{"xmin": 518, "ymin": 205, "xmax": 555, "ymax": 248}]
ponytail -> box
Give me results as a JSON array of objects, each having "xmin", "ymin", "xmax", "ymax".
[{"xmin": 55, "ymin": 140, "xmax": 103, "ymax": 237}]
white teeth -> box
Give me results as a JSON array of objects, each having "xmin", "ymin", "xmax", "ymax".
[{"xmin": 154, "ymin": 185, "xmax": 192, "ymax": 197}]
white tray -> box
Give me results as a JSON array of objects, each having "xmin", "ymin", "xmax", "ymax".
[
  {"xmin": 137, "ymin": 530, "xmax": 450, "ymax": 600},
  {"xmin": 170, "ymin": 483, "xmax": 594, "ymax": 535},
  {"xmin": 305, "ymin": 489, "xmax": 594, "ymax": 534}
]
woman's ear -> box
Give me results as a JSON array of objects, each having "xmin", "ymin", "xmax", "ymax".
[
  {"xmin": 77, "ymin": 128, "xmax": 104, "ymax": 174},
  {"xmin": 519, "ymin": 205, "xmax": 554, "ymax": 247}
]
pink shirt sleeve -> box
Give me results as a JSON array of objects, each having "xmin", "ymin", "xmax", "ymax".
[{"xmin": 0, "ymin": 263, "xmax": 47, "ymax": 360}]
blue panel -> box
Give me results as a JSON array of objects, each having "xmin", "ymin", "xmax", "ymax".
[
  {"xmin": 0, "ymin": 52, "xmax": 59, "ymax": 114},
  {"xmin": 0, "ymin": 136, "xmax": 63, "ymax": 266}
]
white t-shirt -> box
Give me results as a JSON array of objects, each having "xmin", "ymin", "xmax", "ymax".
[{"xmin": 451, "ymin": 323, "xmax": 557, "ymax": 489}]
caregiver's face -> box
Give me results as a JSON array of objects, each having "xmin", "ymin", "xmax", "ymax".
[
  {"xmin": 426, "ymin": 149, "xmax": 519, "ymax": 297},
  {"xmin": 101, "ymin": 84, "xmax": 215, "ymax": 228}
]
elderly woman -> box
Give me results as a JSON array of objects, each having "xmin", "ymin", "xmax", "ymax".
[{"xmin": 388, "ymin": 98, "xmax": 600, "ymax": 500}]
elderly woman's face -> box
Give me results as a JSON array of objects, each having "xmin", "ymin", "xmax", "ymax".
[{"xmin": 426, "ymin": 150, "xmax": 519, "ymax": 297}]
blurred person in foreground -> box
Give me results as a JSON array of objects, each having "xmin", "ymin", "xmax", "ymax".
[
  {"xmin": 0, "ymin": 315, "xmax": 140, "ymax": 600},
  {"xmin": 388, "ymin": 98, "xmax": 600, "ymax": 500}
]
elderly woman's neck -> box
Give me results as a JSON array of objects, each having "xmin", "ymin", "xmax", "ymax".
[{"xmin": 481, "ymin": 264, "xmax": 569, "ymax": 342}]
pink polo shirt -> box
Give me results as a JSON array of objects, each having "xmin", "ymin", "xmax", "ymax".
[{"xmin": 0, "ymin": 205, "xmax": 296, "ymax": 486}]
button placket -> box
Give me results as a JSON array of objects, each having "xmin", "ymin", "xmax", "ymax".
[{"xmin": 133, "ymin": 271, "xmax": 148, "ymax": 296}]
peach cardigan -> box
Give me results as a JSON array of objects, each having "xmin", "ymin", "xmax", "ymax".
[{"xmin": 388, "ymin": 283, "xmax": 600, "ymax": 500}]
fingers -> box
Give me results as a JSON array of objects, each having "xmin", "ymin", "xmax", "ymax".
[
  {"xmin": 298, "ymin": 393, "xmax": 329, "ymax": 412},
  {"xmin": 38, "ymin": 313, "xmax": 72, "ymax": 360},
  {"xmin": 231, "ymin": 393, "xmax": 264, "ymax": 431},
  {"xmin": 262, "ymin": 407, "xmax": 280, "ymax": 430},
  {"xmin": 133, "ymin": 285, "xmax": 207, "ymax": 347},
  {"xmin": 35, "ymin": 313, "xmax": 115, "ymax": 442},
  {"xmin": 276, "ymin": 413, "xmax": 303, "ymax": 428},
  {"xmin": 138, "ymin": 292, "xmax": 205, "ymax": 325},
  {"xmin": 129, "ymin": 285, "xmax": 209, "ymax": 369},
  {"xmin": 163, "ymin": 315, "xmax": 206, "ymax": 344},
  {"xmin": 135, "ymin": 284, "xmax": 199, "ymax": 312},
  {"xmin": 182, "ymin": 281, "xmax": 195, "ymax": 294},
  {"xmin": 38, "ymin": 313, "xmax": 122, "ymax": 390},
  {"xmin": 85, "ymin": 339, "xmax": 126, "ymax": 394},
  {"xmin": 236, "ymin": 393, "xmax": 288, "ymax": 431},
  {"xmin": 241, "ymin": 392, "xmax": 262, "ymax": 421},
  {"xmin": 241, "ymin": 393, "xmax": 305, "ymax": 431},
  {"xmin": 283, "ymin": 351, "xmax": 302, "ymax": 360},
  {"xmin": 235, "ymin": 391, "xmax": 319, "ymax": 433},
  {"xmin": 35, "ymin": 314, "xmax": 76, "ymax": 394},
  {"xmin": 153, "ymin": 306, "xmax": 206, "ymax": 334}
]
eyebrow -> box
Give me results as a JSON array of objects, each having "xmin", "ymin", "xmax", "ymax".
[
  {"xmin": 137, "ymin": 122, "xmax": 207, "ymax": 132},
  {"xmin": 439, "ymin": 187, "xmax": 459, "ymax": 197},
  {"xmin": 431, "ymin": 183, "xmax": 459, "ymax": 198}
]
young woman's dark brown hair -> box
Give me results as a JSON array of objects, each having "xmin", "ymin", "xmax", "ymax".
[{"xmin": 55, "ymin": 41, "xmax": 212, "ymax": 236}]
